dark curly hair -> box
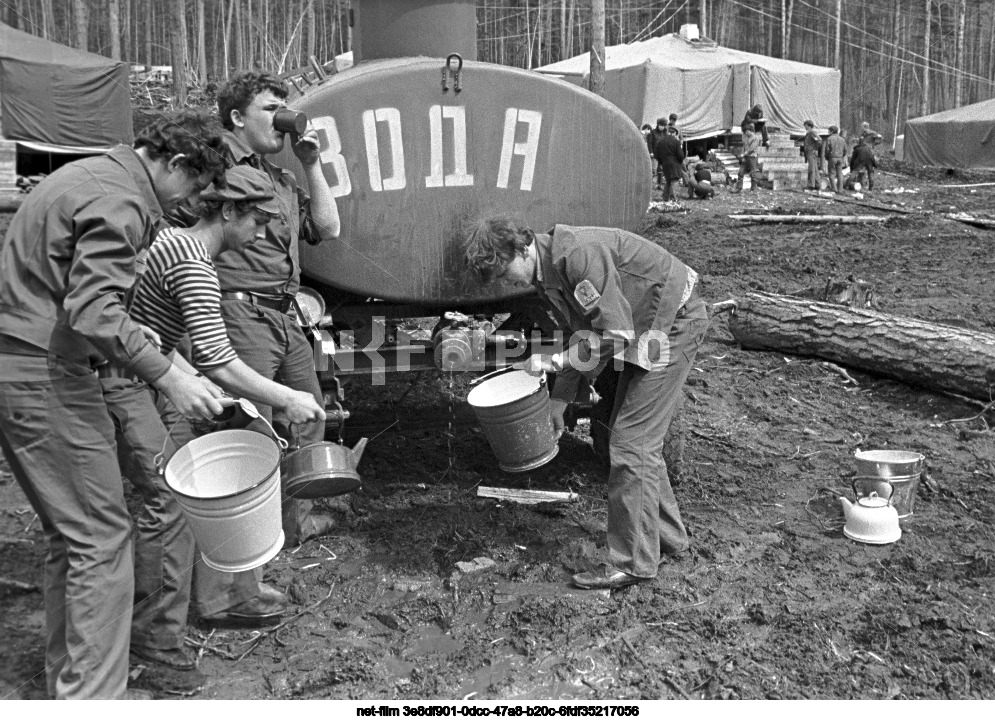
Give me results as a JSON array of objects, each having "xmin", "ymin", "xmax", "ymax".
[
  {"xmin": 217, "ymin": 71, "xmax": 288, "ymax": 130},
  {"xmin": 463, "ymin": 215, "xmax": 534, "ymax": 284},
  {"xmin": 133, "ymin": 109, "xmax": 228, "ymax": 183}
]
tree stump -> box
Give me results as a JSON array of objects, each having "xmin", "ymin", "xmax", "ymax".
[{"xmin": 727, "ymin": 292, "xmax": 995, "ymax": 401}]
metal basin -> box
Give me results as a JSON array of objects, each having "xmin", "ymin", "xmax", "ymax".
[{"xmin": 854, "ymin": 449, "xmax": 925, "ymax": 479}]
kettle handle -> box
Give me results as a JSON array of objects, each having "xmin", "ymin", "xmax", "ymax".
[{"xmin": 852, "ymin": 476, "xmax": 894, "ymax": 502}]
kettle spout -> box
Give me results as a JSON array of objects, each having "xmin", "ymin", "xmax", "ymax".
[
  {"xmin": 349, "ymin": 437, "xmax": 368, "ymax": 465},
  {"xmin": 839, "ymin": 496, "xmax": 854, "ymax": 518}
]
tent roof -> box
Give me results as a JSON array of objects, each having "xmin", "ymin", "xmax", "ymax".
[
  {"xmin": 0, "ymin": 22, "xmax": 120, "ymax": 69},
  {"xmin": 906, "ymin": 97, "xmax": 995, "ymax": 125},
  {"xmin": 536, "ymin": 34, "xmax": 836, "ymax": 77}
]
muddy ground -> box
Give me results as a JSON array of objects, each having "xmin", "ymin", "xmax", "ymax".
[{"xmin": 2, "ymin": 160, "xmax": 994, "ymax": 700}]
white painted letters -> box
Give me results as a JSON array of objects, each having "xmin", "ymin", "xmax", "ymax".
[
  {"xmin": 362, "ymin": 108, "xmax": 406, "ymax": 192},
  {"xmin": 496, "ymin": 108, "xmax": 542, "ymax": 192},
  {"xmin": 312, "ymin": 116, "xmax": 352, "ymax": 198},
  {"xmin": 425, "ymin": 105, "xmax": 474, "ymax": 188}
]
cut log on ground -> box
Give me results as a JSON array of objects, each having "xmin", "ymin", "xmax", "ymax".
[
  {"xmin": 728, "ymin": 292, "xmax": 995, "ymax": 401},
  {"xmin": 946, "ymin": 212, "xmax": 995, "ymax": 230},
  {"xmin": 729, "ymin": 214, "xmax": 890, "ymax": 224}
]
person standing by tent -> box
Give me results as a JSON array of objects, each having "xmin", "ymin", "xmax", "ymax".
[
  {"xmin": 741, "ymin": 104, "xmax": 769, "ymax": 147},
  {"xmin": 803, "ymin": 120, "xmax": 823, "ymax": 190},
  {"xmin": 850, "ymin": 137, "xmax": 878, "ymax": 191},
  {"xmin": 654, "ymin": 126, "xmax": 685, "ymax": 202},
  {"xmin": 647, "ymin": 117, "xmax": 670, "ymax": 188},
  {"xmin": 463, "ymin": 218, "xmax": 708, "ymax": 590},
  {"xmin": 823, "ymin": 125, "xmax": 848, "ymax": 194},
  {"xmin": 0, "ymin": 110, "xmax": 228, "ymax": 699},
  {"xmin": 731, "ymin": 123, "xmax": 762, "ymax": 193}
]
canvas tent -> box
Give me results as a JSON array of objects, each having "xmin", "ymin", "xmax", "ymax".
[
  {"xmin": 904, "ymin": 98, "xmax": 995, "ymax": 169},
  {"xmin": 535, "ymin": 34, "xmax": 840, "ymax": 140},
  {"xmin": 0, "ymin": 22, "xmax": 133, "ymax": 149}
]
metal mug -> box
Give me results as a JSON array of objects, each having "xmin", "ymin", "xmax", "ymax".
[{"xmin": 273, "ymin": 108, "xmax": 308, "ymax": 135}]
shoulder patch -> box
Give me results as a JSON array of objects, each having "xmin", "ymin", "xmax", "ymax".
[{"xmin": 573, "ymin": 279, "xmax": 601, "ymax": 310}]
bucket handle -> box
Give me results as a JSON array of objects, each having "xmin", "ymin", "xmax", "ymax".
[
  {"xmin": 469, "ymin": 366, "xmax": 548, "ymax": 387},
  {"xmin": 154, "ymin": 402, "xmax": 288, "ymax": 474}
]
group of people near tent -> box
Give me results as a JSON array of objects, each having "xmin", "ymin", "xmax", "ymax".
[{"xmin": 641, "ymin": 106, "xmax": 883, "ymax": 199}]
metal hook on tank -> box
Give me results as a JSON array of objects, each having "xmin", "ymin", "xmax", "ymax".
[{"xmin": 441, "ymin": 53, "xmax": 464, "ymax": 93}]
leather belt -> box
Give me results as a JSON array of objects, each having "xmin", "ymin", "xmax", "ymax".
[
  {"xmin": 95, "ymin": 364, "xmax": 137, "ymax": 381},
  {"xmin": 221, "ymin": 291, "xmax": 295, "ymax": 314}
]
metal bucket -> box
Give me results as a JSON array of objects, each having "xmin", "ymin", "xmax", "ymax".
[
  {"xmin": 467, "ymin": 369, "xmax": 559, "ymax": 473},
  {"xmin": 161, "ymin": 428, "xmax": 285, "ymax": 572},
  {"xmin": 853, "ymin": 449, "xmax": 925, "ymax": 520},
  {"xmin": 854, "ymin": 449, "xmax": 925, "ymax": 478},
  {"xmin": 855, "ymin": 474, "xmax": 919, "ymax": 519}
]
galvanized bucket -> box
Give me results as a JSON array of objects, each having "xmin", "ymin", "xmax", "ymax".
[
  {"xmin": 467, "ymin": 369, "xmax": 559, "ymax": 473},
  {"xmin": 854, "ymin": 449, "xmax": 925, "ymax": 520},
  {"xmin": 158, "ymin": 416, "xmax": 287, "ymax": 573}
]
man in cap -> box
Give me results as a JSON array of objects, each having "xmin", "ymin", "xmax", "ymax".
[
  {"xmin": 101, "ymin": 166, "xmax": 327, "ymax": 676},
  {"xmin": 464, "ymin": 218, "xmax": 708, "ymax": 590},
  {"xmin": 0, "ymin": 109, "xmax": 228, "ymax": 699}
]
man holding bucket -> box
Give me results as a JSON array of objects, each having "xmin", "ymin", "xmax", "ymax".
[
  {"xmin": 0, "ymin": 110, "xmax": 229, "ymax": 699},
  {"xmin": 464, "ymin": 218, "xmax": 708, "ymax": 590},
  {"xmin": 102, "ymin": 165, "xmax": 327, "ymax": 675}
]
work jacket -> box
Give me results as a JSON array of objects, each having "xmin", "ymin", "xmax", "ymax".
[
  {"xmin": 213, "ymin": 130, "xmax": 319, "ymax": 297},
  {"xmin": 0, "ymin": 146, "xmax": 171, "ymax": 383},
  {"xmin": 533, "ymin": 225, "xmax": 694, "ymax": 403}
]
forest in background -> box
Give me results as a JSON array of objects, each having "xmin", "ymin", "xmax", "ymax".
[{"xmin": 3, "ymin": 0, "xmax": 995, "ymax": 142}]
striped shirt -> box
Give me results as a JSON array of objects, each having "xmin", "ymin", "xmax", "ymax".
[{"xmin": 130, "ymin": 228, "xmax": 238, "ymax": 369}]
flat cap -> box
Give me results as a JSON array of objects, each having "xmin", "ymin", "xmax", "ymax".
[{"xmin": 201, "ymin": 165, "xmax": 281, "ymax": 216}]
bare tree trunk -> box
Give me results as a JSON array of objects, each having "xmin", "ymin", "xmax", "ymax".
[
  {"xmin": 560, "ymin": 0, "xmax": 567, "ymax": 58},
  {"xmin": 108, "ymin": 0, "xmax": 121, "ymax": 60},
  {"xmin": 145, "ymin": 0, "xmax": 153, "ymax": 64},
  {"xmin": 727, "ymin": 292, "xmax": 995, "ymax": 402},
  {"xmin": 234, "ymin": 0, "xmax": 244, "ymax": 71},
  {"xmin": 954, "ymin": 0, "xmax": 966, "ymax": 107},
  {"xmin": 73, "ymin": 0, "xmax": 90, "ymax": 50},
  {"xmin": 834, "ymin": 0, "xmax": 842, "ymax": 70},
  {"xmin": 307, "ymin": 0, "xmax": 316, "ymax": 60},
  {"xmin": 169, "ymin": 0, "xmax": 188, "ymax": 105},
  {"xmin": 786, "ymin": 0, "xmax": 794, "ymax": 57},
  {"xmin": 922, "ymin": 0, "xmax": 931, "ymax": 116},
  {"xmin": 589, "ymin": 0, "xmax": 605, "ymax": 95},
  {"xmin": 196, "ymin": 0, "xmax": 206, "ymax": 81},
  {"xmin": 567, "ymin": 0, "xmax": 576, "ymax": 59},
  {"xmin": 39, "ymin": 0, "xmax": 54, "ymax": 39},
  {"xmin": 700, "ymin": 0, "xmax": 707, "ymax": 37}
]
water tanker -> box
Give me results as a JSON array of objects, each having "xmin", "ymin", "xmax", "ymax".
[{"xmin": 276, "ymin": 0, "xmax": 650, "ymax": 398}]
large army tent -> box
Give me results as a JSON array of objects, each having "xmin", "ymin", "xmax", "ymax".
[
  {"xmin": 904, "ymin": 98, "xmax": 995, "ymax": 169},
  {"xmin": 0, "ymin": 22, "xmax": 133, "ymax": 149},
  {"xmin": 535, "ymin": 34, "xmax": 840, "ymax": 140}
]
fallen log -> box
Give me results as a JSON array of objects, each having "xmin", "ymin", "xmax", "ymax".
[
  {"xmin": 729, "ymin": 214, "xmax": 890, "ymax": 224},
  {"xmin": 727, "ymin": 292, "xmax": 995, "ymax": 401},
  {"xmin": 946, "ymin": 212, "xmax": 995, "ymax": 230},
  {"xmin": 476, "ymin": 487, "xmax": 579, "ymax": 505}
]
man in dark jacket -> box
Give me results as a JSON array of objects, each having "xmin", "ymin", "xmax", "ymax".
[
  {"xmin": 646, "ymin": 117, "xmax": 670, "ymax": 187},
  {"xmin": 741, "ymin": 104, "xmax": 769, "ymax": 147},
  {"xmin": 464, "ymin": 218, "xmax": 707, "ymax": 590},
  {"xmin": 653, "ymin": 127, "xmax": 685, "ymax": 202},
  {"xmin": 850, "ymin": 138, "xmax": 878, "ymax": 191}
]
